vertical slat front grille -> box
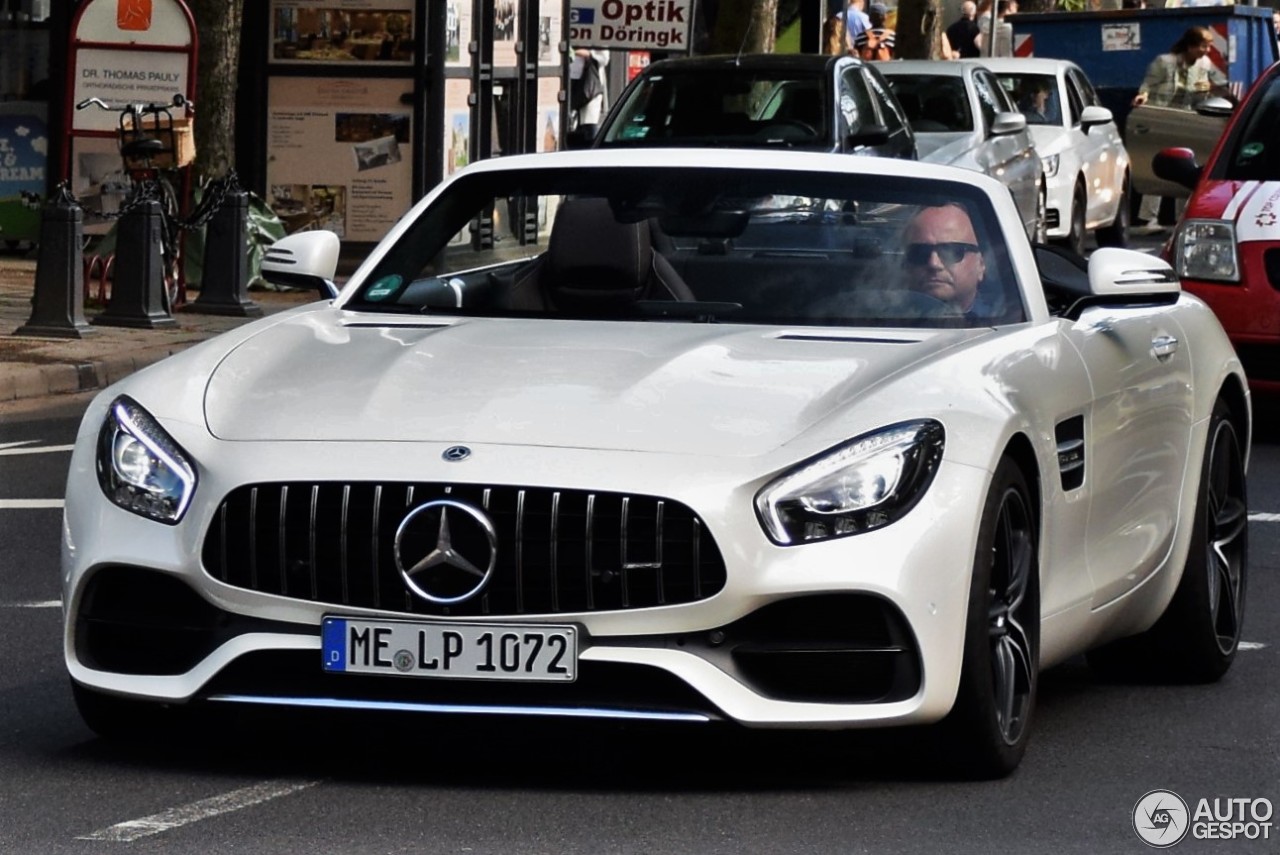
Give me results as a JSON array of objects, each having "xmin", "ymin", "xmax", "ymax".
[{"xmin": 202, "ymin": 482, "xmax": 728, "ymax": 617}]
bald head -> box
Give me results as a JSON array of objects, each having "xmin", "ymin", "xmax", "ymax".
[{"xmin": 901, "ymin": 204, "xmax": 986, "ymax": 312}]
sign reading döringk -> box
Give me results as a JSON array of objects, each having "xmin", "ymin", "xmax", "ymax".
[{"xmin": 568, "ymin": 0, "xmax": 693, "ymax": 51}]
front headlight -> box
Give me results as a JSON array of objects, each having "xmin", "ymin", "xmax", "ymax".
[
  {"xmin": 96, "ymin": 396, "xmax": 197, "ymax": 524},
  {"xmin": 1041, "ymin": 154, "xmax": 1060, "ymax": 178},
  {"xmin": 755, "ymin": 420, "xmax": 944, "ymax": 546},
  {"xmin": 1174, "ymin": 219, "xmax": 1239, "ymax": 282}
]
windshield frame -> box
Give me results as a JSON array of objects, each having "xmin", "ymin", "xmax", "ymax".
[{"xmin": 344, "ymin": 164, "xmax": 1027, "ymax": 329}]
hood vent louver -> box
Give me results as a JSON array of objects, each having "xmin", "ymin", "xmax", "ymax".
[{"xmin": 1055, "ymin": 416, "xmax": 1086, "ymax": 491}]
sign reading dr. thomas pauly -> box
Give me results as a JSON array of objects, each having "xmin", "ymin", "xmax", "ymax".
[{"xmin": 569, "ymin": 1, "xmax": 692, "ymax": 51}]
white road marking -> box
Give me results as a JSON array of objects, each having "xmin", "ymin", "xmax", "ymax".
[
  {"xmin": 78, "ymin": 779, "xmax": 321, "ymax": 843},
  {"xmin": 1239, "ymin": 642, "xmax": 1267, "ymax": 651},
  {"xmin": 1249, "ymin": 512, "xmax": 1280, "ymax": 522},
  {"xmin": 5, "ymin": 600, "xmax": 61, "ymax": 609},
  {"xmin": 0, "ymin": 499, "xmax": 64, "ymax": 509},
  {"xmin": 0, "ymin": 442, "xmax": 74, "ymax": 456}
]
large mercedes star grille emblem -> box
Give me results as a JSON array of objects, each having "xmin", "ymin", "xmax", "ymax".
[{"xmin": 394, "ymin": 499, "xmax": 498, "ymax": 604}]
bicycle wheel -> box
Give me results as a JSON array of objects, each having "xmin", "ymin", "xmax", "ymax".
[{"xmin": 151, "ymin": 173, "xmax": 184, "ymax": 312}]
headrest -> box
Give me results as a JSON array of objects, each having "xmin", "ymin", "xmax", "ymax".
[{"xmin": 545, "ymin": 198, "xmax": 651, "ymax": 308}]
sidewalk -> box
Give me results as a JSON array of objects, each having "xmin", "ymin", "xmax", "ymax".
[{"xmin": 0, "ymin": 253, "xmax": 315, "ymax": 405}]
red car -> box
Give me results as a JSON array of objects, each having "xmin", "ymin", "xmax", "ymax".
[{"xmin": 1156, "ymin": 61, "xmax": 1280, "ymax": 395}]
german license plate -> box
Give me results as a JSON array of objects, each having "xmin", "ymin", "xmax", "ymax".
[{"xmin": 321, "ymin": 617, "xmax": 577, "ymax": 682}]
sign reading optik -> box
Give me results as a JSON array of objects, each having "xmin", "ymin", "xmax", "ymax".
[{"xmin": 569, "ymin": 1, "xmax": 692, "ymax": 51}]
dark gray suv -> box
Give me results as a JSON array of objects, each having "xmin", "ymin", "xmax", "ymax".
[{"xmin": 587, "ymin": 53, "xmax": 917, "ymax": 160}]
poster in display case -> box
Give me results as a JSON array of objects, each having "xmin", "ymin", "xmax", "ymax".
[
  {"xmin": 270, "ymin": 0, "xmax": 415, "ymax": 65},
  {"xmin": 266, "ymin": 77, "xmax": 413, "ymax": 242}
]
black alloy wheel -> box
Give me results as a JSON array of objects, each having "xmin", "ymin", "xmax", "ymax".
[{"xmin": 941, "ymin": 457, "xmax": 1039, "ymax": 778}]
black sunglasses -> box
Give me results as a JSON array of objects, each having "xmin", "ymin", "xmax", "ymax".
[{"xmin": 904, "ymin": 242, "xmax": 979, "ymax": 266}]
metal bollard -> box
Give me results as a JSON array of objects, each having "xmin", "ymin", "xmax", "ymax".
[
  {"xmin": 93, "ymin": 199, "xmax": 176, "ymax": 329},
  {"xmin": 188, "ymin": 189, "xmax": 261, "ymax": 317},
  {"xmin": 15, "ymin": 186, "xmax": 94, "ymax": 338}
]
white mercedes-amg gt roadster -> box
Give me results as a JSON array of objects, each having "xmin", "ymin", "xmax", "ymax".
[{"xmin": 62, "ymin": 149, "xmax": 1250, "ymax": 777}]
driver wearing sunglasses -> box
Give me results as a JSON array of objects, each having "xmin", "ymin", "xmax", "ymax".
[{"xmin": 901, "ymin": 202, "xmax": 987, "ymax": 314}]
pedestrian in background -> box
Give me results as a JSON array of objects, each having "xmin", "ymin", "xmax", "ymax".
[
  {"xmin": 569, "ymin": 48, "xmax": 609, "ymax": 140},
  {"xmin": 854, "ymin": 3, "xmax": 896, "ymax": 60},
  {"xmin": 842, "ymin": 0, "xmax": 872, "ymax": 54},
  {"xmin": 976, "ymin": 0, "xmax": 1016, "ymax": 58},
  {"xmin": 823, "ymin": 9, "xmax": 848, "ymax": 56},
  {"xmin": 1132, "ymin": 26, "xmax": 1231, "ymax": 110},
  {"xmin": 946, "ymin": 1, "xmax": 981, "ymax": 59},
  {"xmin": 1131, "ymin": 25, "xmax": 1233, "ymax": 233}
]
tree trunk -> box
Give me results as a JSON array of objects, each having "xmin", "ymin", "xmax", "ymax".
[
  {"xmin": 895, "ymin": 0, "xmax": 943, "ymax": 60},
  {"xmin": 187, "ymin": 0, "xmax": 244, "ymax": 180},
  {"xmin": 709, "ymin": 0, "xmax": 779, "ymax": 54}
]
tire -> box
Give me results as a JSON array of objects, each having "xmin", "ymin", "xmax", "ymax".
[
  {"xmin": 1052, "ymin": 185, "xmax": 1087, "ymax": 257},
  {"xmin": 72, "ymin": 680, "xmax": 186, "ymax": 740},
  {"xmin": 1095, "ymin": 173, "xmax": 1131, "ymax": 248},
  {"xmin": 1088, "ymin": 399, "xmax": 1247, "ymax": 682},
  {"xmin": 939, "ymin": 457, "xmax": 1040, "ymax": 779}
]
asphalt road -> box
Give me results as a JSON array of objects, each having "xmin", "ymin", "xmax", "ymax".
[{"xmin": 1, "ymin": 380, "xmax": 1278, "ymax": 854}]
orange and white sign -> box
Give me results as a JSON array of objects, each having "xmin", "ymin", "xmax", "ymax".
[
  {"xmin": 116, "ymin": 0, "xmax": 153, "ymax": 31},
  {"xmin": 70, "ymin": 0, "xmax": 196, "ymax": 133},
  {"xmin": 75, "ymin": 0, "xmax": 192, "ymax": 47}
]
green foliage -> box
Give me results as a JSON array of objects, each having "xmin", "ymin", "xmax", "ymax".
[
  {"xmin": 183, "ymin": 187, "xmax": 287, "ymax": 290},
  {"xmin": 776, "ymin": 16, "xmax": 802, "ymax": 54}
]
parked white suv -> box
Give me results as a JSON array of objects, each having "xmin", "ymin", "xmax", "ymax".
[{"xmin": 985, "ymin": 58, "xmax": 1131, "ymax": 254}]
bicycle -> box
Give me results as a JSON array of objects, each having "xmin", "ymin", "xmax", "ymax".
[{"xmin": 74, "ymin": 94, "xmax": 195, "ymax": 311}]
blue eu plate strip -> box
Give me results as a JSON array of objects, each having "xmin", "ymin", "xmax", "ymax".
[{"xmin": 321, "ymin": 618, "xmax": 346, "ymax": 671}]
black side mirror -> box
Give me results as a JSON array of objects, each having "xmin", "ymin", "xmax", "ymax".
[
  {"xmin": 847, "ymin": 123, "xmax": 890, "ymax": 148},
  {"xmin": 1153, "ymin": 147, "xmax": 1203, "ymax": 191}
]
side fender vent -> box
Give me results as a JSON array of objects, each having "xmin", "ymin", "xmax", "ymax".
[{"xmin": 1055, "ymin": 416, "xmax": 1086, "ymax": 491}]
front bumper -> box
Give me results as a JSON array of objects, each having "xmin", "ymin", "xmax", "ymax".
[{"xmin": 63, "ymin": 430, "xmax": 990, "ymax": 730}]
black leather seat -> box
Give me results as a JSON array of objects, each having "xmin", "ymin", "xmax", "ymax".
[{"xmin": 504, "ymin": 197, "xmax": 695, "ymax": 314}]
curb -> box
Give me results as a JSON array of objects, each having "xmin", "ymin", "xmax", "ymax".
[{"xmin": 0, "ymin": 344, "xmax": 190, "ymax": 404}]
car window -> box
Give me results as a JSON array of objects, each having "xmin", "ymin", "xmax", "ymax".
[
  {"xmin": 1068, "ymin": 68, "xmax": 1100, "ymax": 108},
  {"xmin": 995, "ymin": 72, "xmax": 1062, "ymax": 126},
  {"xmin": 348, "ymin": 166, "xmax": 1026, "ymax": 328},
  {"xmin": 863, "ymin": 68, "xmax": 906, "ymax": 136},
  {"xmin": 598, "ymin": 69, "xmax": 830, "ymax": 148},
  {"xmin": 839, "ymin": 68, "xmax": 881, "ymax": 133},
  {"xmin": 971, "ymin": 72, "xmax": 1003, "ymax": 131},
  {"xmin": 885, "ymin": 74, "xmax": 973, "ymax": 133},
  {"xmin": 1217, "ymin": 72, "xmax": 1280, "ymax": 181},
  {"xmin": 1064, "ymin": 75, "xmax": 1084, "ymax": 126}
]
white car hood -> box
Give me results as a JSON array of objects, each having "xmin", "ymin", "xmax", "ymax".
[
  {"xmin": 1026, "ymin": 126, "xmax": 1066, "ymax": 157},
  {"xmin": 914, "ymin": 132, "xmax": 976, "ymax": 165},
  {"xmin": 203, "ymin": 312, "xmax": 970, "ymax": 456}
]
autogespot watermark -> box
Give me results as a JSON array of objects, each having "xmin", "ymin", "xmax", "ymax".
[{"xmin": 1133, "ymin": 789, "xmax": 1274, "ymax": 847}]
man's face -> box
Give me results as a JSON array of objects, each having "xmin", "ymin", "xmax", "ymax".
[
  {"xmin": 963, "ymin": 2, "xmax": 976, "ymax": 18},
  {"xmin": 902, "ymin": 205, "xmax": 985, "ymax": 311}
]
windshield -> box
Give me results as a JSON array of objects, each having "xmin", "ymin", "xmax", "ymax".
[
  {"xmin": 1218, "ymin": 73, "xmax": 1280, "ymax": 181},
  {"xmin": 995, "ymin": 73, "xmax": 1062, "ymax": 126},
  {"xmin": 883, "ymin": 75, "xmax": 973, "ymax": 133},
  {"xmin": 598, "ymin": 69, "xmax": 833, "ymax": 149},
  {"xmin": 349, "ymin": 165, "xmax": 1025, "ymax": 328}
]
